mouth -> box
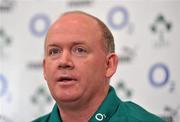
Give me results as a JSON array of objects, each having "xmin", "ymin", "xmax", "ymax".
[{"xmin": 57, "ymin": 76, "xmax": 77, "ymax": 83}]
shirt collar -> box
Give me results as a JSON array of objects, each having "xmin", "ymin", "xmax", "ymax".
[
  {"xmin": 89, "ymin": 86, "xmax": 120, "ymax": 122},
  {"xmin": 49, "ymin": 104, "xmax": 62, "ymax": 122}
]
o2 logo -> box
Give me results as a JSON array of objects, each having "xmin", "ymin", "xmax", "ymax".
[
  {"xmin": 95, "ymin": 113, "xmax": 106, "ymax": 121},
  {"xmin": 29, "ymin": 13, "xmax": 51, "ymax": 37},
  {"xmin": 0, "ymin": 74, "xmax": 8, "ymax": 97},
  {"xmin": 148, "ymin": 63, "xmax": 170, "ymax": 87},
  {"xmin": 107, "ymin": 6, "xmax": 129, "ymax": 30}
]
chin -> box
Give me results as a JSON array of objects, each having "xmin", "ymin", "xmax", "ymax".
[{"xmin": 53, "ymin": 91, "xmax": 82, "ymax": 103}]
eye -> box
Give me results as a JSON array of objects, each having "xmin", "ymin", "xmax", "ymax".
[
  {"xmin": 48, "ymin": 48, "xmax": 61, "ymax": 56},
  {"xmin": 75, "ymin": 47, "xmax": 86, "ymax": 53},
  {"xmin": 72, "ymin": 46, "xmax": 88, "ymax": 56}
]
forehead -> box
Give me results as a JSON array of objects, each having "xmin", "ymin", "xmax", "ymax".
[
  {"xmin": 45, "ymin": 13, "xmax": 104, "ymax": 46},
  {"xmin": 49, "ymin": 13, "xmax": 100, "ymax": 34}
]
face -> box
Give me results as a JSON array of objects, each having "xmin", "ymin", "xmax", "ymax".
[{"xmin": 43, "ymin": 13, "xmax": 118, "ymax": 104}]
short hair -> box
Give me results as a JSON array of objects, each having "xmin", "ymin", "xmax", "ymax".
[{"xmin": 62, "ymin": 11, "xmax": 115, "ymax": 53}]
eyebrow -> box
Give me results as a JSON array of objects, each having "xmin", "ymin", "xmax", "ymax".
[
  {"xmin": 72, "ymin": 41, "xmax": 86, "ymax": 45},
  {"xmin": 47, "ymin": 41, "xmax": 86, "ymax": 47},
  {"xmin": 47, "ymin": 44, "xmax": 59, "ymax": 48}
]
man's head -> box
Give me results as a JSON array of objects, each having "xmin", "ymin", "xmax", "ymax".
[
  {"xmin": 43, "ymin": 11, "xmax": 118, "ymax": 104},
  {"xmin": 45, "ymin": 11, "xmax": 115, "ymax": 54}
]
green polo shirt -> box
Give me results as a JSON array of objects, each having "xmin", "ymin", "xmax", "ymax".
[{"xmin": 32, "ymin": 86, "xmax": 165, "ymax": 122}]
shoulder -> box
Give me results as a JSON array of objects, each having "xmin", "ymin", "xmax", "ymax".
[
  {"xmin": 31, "ymin": 113, "xmax": 51, "ymax": 122},
  {"xmin": 110, "ymin": 101, "xmax": 165, "ymax": 122},
  {"xmin": 31, "ymin": 104, "xmax": 61, "ymax": 122}
]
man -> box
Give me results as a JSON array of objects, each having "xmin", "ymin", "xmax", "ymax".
[{"xmin": 33, "ymin": 11, "xmax": 165, "ymax": 122}]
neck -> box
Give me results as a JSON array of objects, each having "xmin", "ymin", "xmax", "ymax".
[{"xmin": 57, "ymin": 85, "xmax": 110, "ymax": 122}]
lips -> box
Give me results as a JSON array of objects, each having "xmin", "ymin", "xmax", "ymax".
[{"xmin": 57, "ymin": 76, "xmax": 77, "ymax": 82}]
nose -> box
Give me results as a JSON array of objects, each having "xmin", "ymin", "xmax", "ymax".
[{"xmin": 58, "ymin": 50, "xmax": 74, "ymax": 70}]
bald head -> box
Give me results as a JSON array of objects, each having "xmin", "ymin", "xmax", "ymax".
[{"xmin": 45, "ymin": 11, "xmax": 115, "ymax": 53}]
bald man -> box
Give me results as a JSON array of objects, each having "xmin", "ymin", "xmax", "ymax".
[{"xmin": 32, "ymin": 11, "xmax": 165, "ymax": 122}]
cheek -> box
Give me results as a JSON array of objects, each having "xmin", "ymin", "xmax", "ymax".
[
  {"xmin": 45, "ymin": 62, "xmax": 57, "ymax": 92},
  {"xmin": 44, "ymin": 60, "xmax": 57, "ymax": 80},
  {"xmin": 75, "ymin": 59, "xmax": 107, "ymax": 94},
  {"xmin": 76, "ymin": 57, "xmax": 106, "ymax": 80}
]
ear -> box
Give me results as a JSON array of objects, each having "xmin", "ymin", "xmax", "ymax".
[
  {"xmin": 43, "ymin": 59, "xmax": 47, "ymax": 81},
  {"xmin": 105, "ymin": 53, "xmax": 119, "ymax": 78}
]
